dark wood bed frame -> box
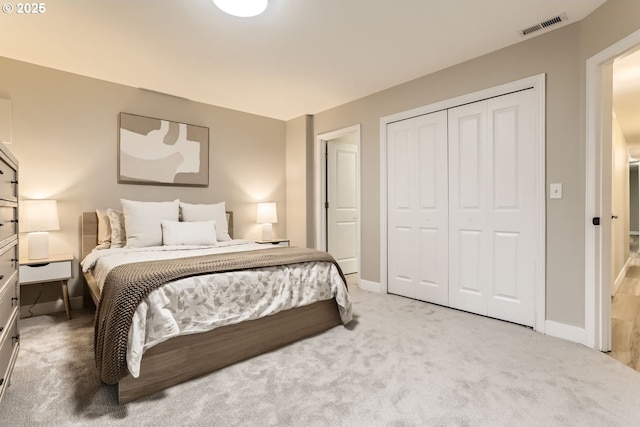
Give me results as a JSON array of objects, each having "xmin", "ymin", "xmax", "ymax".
[{"xmin": 81, "ymin": 212, "xmax": 343, "ymax": 404}]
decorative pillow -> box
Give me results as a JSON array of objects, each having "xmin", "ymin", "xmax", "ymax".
[
  {"xmin": 179, "ymin": 201, "xmax": 231, "ymax": 241},
  {"xmin": 161, "ymin": 220, "xmax": 217, "ymax": 246},
  {"xmin": 121, "ymin": 199, "xmax": 180, "ymax": 248},
  {"xmin": 106, "ymin": 209, "xmax": 126, "ymax": 249},
  {"xmin": 96, "ymin": 209, "xmax": 112, "ymax": 249}
]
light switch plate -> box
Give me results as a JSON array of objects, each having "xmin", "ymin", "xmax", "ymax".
[{"xmin": 550, "ymin": 183, "xmax": 562, "ymax": 199}]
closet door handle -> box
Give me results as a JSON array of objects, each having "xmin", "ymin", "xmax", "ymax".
[{"xmin": 612, "ymin": 215, "xmax": 619, "ymax": 219}]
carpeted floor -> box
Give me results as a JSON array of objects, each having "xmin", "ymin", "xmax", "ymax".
[{"xmin": 2, "ymin": 284, "xmax": 640, "ymax": 426}]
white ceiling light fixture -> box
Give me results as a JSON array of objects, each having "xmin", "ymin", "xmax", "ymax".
[{"xmin": 213, "ymin": 0, "xmax": 268, "ymax": 17}]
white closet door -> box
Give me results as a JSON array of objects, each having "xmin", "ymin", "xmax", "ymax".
[
  {"xmin": 387, "ymin": 111, "xmax": 448, "ymax": 304},
  {"xmin": 485, "ymin": 90, "xmax": 536, "ymax": 326},
  {"xmin": 448, "ymin": 90, "xmax": 536, "ymax": 326},
  {"xmin": 448, "ymin": 101, "xmax": 490, "ymax": 315}
]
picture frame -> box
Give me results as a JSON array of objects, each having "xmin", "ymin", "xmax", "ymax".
[{"xmin": 118, "ymin": 112, "xmax": 209, "ymax": 187}]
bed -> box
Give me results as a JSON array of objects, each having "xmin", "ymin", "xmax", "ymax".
[{"xmin": 80, "ymin": 204, "xmax": 351, "ymax": 404}]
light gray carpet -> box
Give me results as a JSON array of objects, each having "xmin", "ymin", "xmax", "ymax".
[{"xmin": 2, "ymin": 285, "xmax": 640, "ymax": 426}]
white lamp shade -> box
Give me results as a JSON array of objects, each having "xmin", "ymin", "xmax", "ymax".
[
  {"xmin": 20, "ymin": 199, "xmax": 60, "ymax": 232},
  {"xmin": 213, "ymin": 0, "xmax": 267, "ymax": 17},
  {"xmin": 257, "ymin": 202, "xmax": 277, "ymax": 224},
  {"xmin": 28, "ymin": 232, "xmax": 50, "ymax": 259}
]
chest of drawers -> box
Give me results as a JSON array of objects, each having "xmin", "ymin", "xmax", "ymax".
[{"xmin": 0, "ymin": 142, "xmax": 19, "ymax": 403}]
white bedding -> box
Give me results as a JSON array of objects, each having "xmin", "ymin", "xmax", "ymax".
[{"xmin": 81, "ymin": 240, "xmax": 352, "ymax": 378}]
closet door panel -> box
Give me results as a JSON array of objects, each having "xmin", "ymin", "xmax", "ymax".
[
  {"xmin": 387, "ymin": 120, "xmax": 418, "ymax": 298},
  {"xmin": 414, "ymin": 112, "xmax": 448, "ymax": 304},
  {"xmin": 486, "ymin": 90, "xmax": 536, "ymax": 326},
  {"xmin": 387, "ymin": 111, "xmax": 448, "ymax": 303},
  {"xmin": 448, "ymin": 101, "xmax": 489, "ymax": 315}
]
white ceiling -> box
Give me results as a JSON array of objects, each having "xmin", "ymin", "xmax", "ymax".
[{"xmin": 0, "ymin": 0, "xmax": 607, "ymax": 121}]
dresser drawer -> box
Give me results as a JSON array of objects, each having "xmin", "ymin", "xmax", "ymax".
[
  {"xmin": 0, "ymin": 311, "xmax": 19, "ymax": 401},
  {"xmin": 20, "ymin": 260, "xmax": 71, "ymax": 284},
  {"xmin": 0, "ymin": 206, "xmax": 17, "ymax": 244},
  {"xmin": 0, "ymin": 272, "xmax": 18, "ymax": 334},
  {"xmin": 0, "ymin": 155, "xmax": 17, "ymax": 202},
  {"xmin": 0, "ymin": 244, "xmax": 17, "ymax": 286}
]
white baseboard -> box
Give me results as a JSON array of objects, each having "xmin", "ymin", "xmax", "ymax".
[
  {"xmin": 359, "ymin": 279, "xmax": 381, "ymax": 293},
  {"xmin": 613, "ymin": 256, "xmax": 633, "ymax": 296},
  {"xmin": 545, "ymin": 320, "xmax": 588, "ymax": 347},
  {"xmin": 20, "ymin": 296, "xmax": 83, "ymax": 318}
]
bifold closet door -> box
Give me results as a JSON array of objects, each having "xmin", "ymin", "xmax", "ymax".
[
  {"xmin": 387, "ymin": 111, "xmax": 448, "ymax": 304},
  {"xmin": 448, "ymin": 89, "xmax": 536, "ymax": 326}
]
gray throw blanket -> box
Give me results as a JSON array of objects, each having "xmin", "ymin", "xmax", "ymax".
[{"xmin": 94, "ymin": 246, "xmax": 346, "ymax": 384}]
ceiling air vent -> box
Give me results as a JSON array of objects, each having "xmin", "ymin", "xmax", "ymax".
[{"xmin": 520, "ymin": 13, "xmax": 568, "ymax": 36}]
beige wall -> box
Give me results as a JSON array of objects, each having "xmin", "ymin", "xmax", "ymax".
[
  {"xmin": 611, "ymin": 117, "xmax": 631, "ymax": 288},
  {"xmin": 302, "ymin": 1, "xmax": 640, "ymax": 328},
  {"xmin": 285, "ymin": 115, "xmax": 314, "ymax": 247},
  {"xmin": 0, "ymin": 56, "xmax": 287, "ymax": 309}
]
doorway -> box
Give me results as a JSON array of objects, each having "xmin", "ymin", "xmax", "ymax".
[
  {"xmin": 585, "ymin": 28, "xmax": 640, "ymax": 351},
  {"xmin": 316, "ymin": 125, "xmax": 361, "ymax": 277},
  {"xmin": 380, "ymin": 74, "xmax": 546, "ymax": 332},
  {"xmin": 386, "ymin": 89, "xmax": 539, "ymax": 327}
]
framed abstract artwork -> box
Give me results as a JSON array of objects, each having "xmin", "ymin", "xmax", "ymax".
[{"xmin": 118, "ymin": 112, "xmax": 209, "ymax": 187}]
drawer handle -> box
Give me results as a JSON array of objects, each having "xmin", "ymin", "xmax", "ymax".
[
  {"xmin": 9, "ymin": 180, "xmax": 17, "ymax": 184},
  {"xmin": 0, "ymin": 275, "xmax": 5, "ymax": 280},
  {"xmin": 0, "ymin": 170, "xmax": 3, "ymax": 175},
  {"xmin": 11, "ymin": 297, "xmax": 18, "ymax": 306},
  {"xmin": 0, "ymin": 326, "xmax": 3, "ymax": 332},
  {"xmin": 0, "ymin": 378, "xmax": 3, "ymax": 386},
  {"xmin": 28, "ymin": 263, "xmax": 50, "ymax": 268},
  {"xmin": 12, "ymin": 334, "xmax": 19, "ymax": 344}
]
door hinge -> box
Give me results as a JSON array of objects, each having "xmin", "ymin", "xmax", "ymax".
[
  {"xmin": 325, "ymin": 202, "xmax": 329, "ymax": 209},
  {"xmin": 592, "ymin": 217, "xmax": 600, "ymax": 226}
]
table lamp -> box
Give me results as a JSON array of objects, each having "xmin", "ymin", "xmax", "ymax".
[
  {"xmin": 20, "ymin": 199, "xmax": 60, "ymax": 259},
  {"xmin": 257, "ymin": 202, "xmax": 277, "ymax": 241}
]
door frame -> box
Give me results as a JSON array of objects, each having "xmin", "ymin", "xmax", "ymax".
[
  {"xmin": 315, "ymin": 125, "xmax": 361, "ymax": 274},
  {"xmin": 380, "ymin": 74, "xmax": 546, "ymax": 333},
  {"xmin": 585, "ymin": 28, "xmax": 640, "ymax": 351}
]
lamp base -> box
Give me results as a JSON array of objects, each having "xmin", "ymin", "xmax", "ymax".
[
  {"xmin": 28, "ymin": 232, "xmax": 50, "ymax": 260},
  {"xmin": 261, "ymin": 224, "xmax": 273, "ymax": 241}
]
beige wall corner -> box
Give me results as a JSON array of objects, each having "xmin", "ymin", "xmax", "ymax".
[{"xmin": 285, "ymin": 114, "xmax": 314, "ymax": 248}]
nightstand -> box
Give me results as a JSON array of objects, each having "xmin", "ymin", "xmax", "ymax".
[
  {"xmin": 255, "ymin": 239, "xmax": 290, "ymax": 247},
  {"xmin": 19, "ymin": 254, "xmax": 73, "ymax": 320}
]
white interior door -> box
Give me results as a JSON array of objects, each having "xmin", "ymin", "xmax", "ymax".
[
  {"xmin": 327, "ymin": 140, "xmax": 358, "ymax": 274},
  {"xmin": 448, "ymin": 101, "xmax": 490, "ymax": 315},
  {"xmin": 448, "ymin": 90, "xmax": 537, "ymax": 326},
  {"xmin": 387, "ymin": 111, "xmax": 449, "ymax": 304}
]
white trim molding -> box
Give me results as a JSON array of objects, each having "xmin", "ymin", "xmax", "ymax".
[
  {"xmin": 380, "ymin": 74, "xmax": 546, "ymax": 334},
  {"xmin": 613, "ymin": 256, "xmax": 632, "ymax": 296},
  {"xmin": 545, "ymin": 320, "xmax": 588, "ymax": 347},
  {"xmin": 359, "ymin": 279, "xmax": 381, "ymax": 294}
]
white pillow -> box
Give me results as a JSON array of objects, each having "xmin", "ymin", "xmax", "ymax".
[
  {"xmin": 96, "ymin": 209, "xmax": 112, "ymax": 249},
  {"xmin": 121, "ymin": 199, "xmax": 180, "ymax": 248},
  {"xmin": 106, "ymin": 209, "xmax": 126, "ymax": 249},
  {"xmin": 179, "ymin": 201, "xmax": 231, "ymax": 241},
  {"xmin": 161, "ymin": 220, "xmax": 217, "ymax": 246}
]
